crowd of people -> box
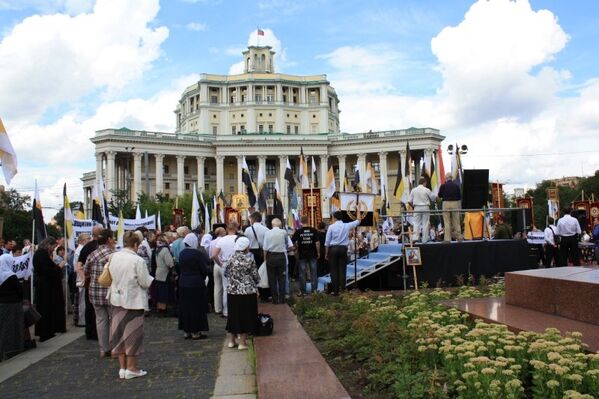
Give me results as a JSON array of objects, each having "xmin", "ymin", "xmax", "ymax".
[{"xmin": 0, "ymin": 209, "xmax": 382, "ymax": 374}]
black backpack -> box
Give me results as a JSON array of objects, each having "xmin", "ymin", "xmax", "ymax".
[{"xmin": 256, "ymin": 313, "xmax": 274, "ymax": 336}]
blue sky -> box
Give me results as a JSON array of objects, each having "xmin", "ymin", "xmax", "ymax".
[{"xmin": 1, "ymin": 0, "xmax": 598, "ymax": 216}]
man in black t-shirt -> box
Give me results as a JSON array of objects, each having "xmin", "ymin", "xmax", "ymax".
[
  {"xmin": 76, "ymin": 225, "xmax": 102, "ymax": 340},
  {"xmin": 292, "ymin": 216, "xmax": 320, "ymax": 295}
]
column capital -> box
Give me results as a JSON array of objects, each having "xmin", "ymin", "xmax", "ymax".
[
  {"xmin": 176, "ymin": 154, "xmax": 186, "ymax": 161},
  {"xmin": 132, "ymin": 152, "xmax": 143, "ymax": 160},
  {"xmin": 236, "ymin": 155, "xmax": 244, "ymax": 161},
  {"xmin": 215, "ymin": 155, "xmax": 225, "ymax": 162},
  {"xmin": 337, "ymin": 154, "xmax": 346, "ymax": 161},
  {"xmin": 196, "ymin": 155, "xmax": 206, "ymax": 162},
  {"xmin": 357, "ymin": 153, "xmax": 367, "ymax": 160},
  {"xmin": 95, "ymin": 153, "xmax": 103, "ymax": 161},
  {"xmin": 106, "ymin": 151, "xmax": 116, "ymax": 159},
  {"xmin": 257, "ymin": 155, "xmax": 268, "ymax": 161},
  {"xmin": 378, "ymin": 151, "xmax": 388, "ymax": 157},
  {"xmin": 278, "ymin": 154, "xmax": 287, "ymax": 161},
  {"xmin": 319, "ymin": 154, "xmax": 329, "ymax": 161},
  {"xmin": 155, "ymin": 153, "xmax": 165, "ymax": 161},
  {"xmin": 398, "ymin": 149, "xmax": 407, "ymax": 155}
]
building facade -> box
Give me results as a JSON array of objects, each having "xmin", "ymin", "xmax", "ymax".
[{"xmin": 82, "ymin": 45, "xmax": 445, "ymax": 219}]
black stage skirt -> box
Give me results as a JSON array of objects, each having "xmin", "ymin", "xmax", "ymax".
[
  {"xmin": 178, "ymin": 286, "xmax": 209, "ymax": 333},
  {"xmin": 226, "ymin": 293, "xmax": 257, "ymax": 335}
]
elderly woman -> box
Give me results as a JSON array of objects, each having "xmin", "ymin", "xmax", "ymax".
[
  {"xmin": 178, "ymin": 233, "xmax": 211, "ymax": 340},
  {"xmin": 153, "ymin": 234, "xmax": 174, "ymax": 314},
  {"xmin": 0, "ymin": 254, "xmax": 24, "ymax": 360},
  {"xmin": 108, "ymin": 231, "xmax": 154, "ymax": 380},
  {"xmin": 84, "ymin": 229, "xmax": 116, "ymax": 357},
  {"xmin": 224, "ymin": 237, "xmax": 259, "ymax": 350},
  {"xmin": 33, "ymin": 237, "xmax": 66, "ymax": 342}
]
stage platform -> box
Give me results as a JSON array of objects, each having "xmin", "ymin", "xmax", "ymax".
[
  {"xmin": 443, "ymin": 297, "xmax": 599, "ymax": 352},
  {"xmin": 413, "ymin": 239, "xmax": 530, "ymax": 287}
]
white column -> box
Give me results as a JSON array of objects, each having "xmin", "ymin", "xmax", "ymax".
[
  {"xmin": 379, "ymin": 151, "xmax": 388, "ymax": 196},
  {"xmin": 95, "ymin": 153, "xmax": 103, "ymax": 182},
  {"xmin": 337, "ymin": 155, "xmax": 346, "ymax": 192},
  {"xmin": 258, "ymin": 155, "xmax": 267, "ymax": 180},
  {"xmin": 278, "ymin": 155, "xmax": 288, "ymax": 213},
  {"xmin": 320, "ymin": 155, "xmax": 329, "ymax": 217},
  {"xmin": 155, "ymin": 154, "xmax": 164, "ymax": 195},
  {"xmin": 196, "ymin": 156, "xmax": 205, "ymax": 193},
  {"xmin": 216, "ymin": 155, "xmax": 225, "ymax": 194},
  {"xmin": 357, "ymin": 153, "xmax": 367, "ymax": 190},
  {"xmin": 133, "ymin": 152, "xmax": 143, "ymax": 201},
  {"xmin": 320, "ymin": 84, "xmax": 327, "ymax": 106},
  {"xmin": 176, "ymin": 155, "xmax": 185, "ymax": 196},
  {"xmin": 236, "ymin": 156, "xmax": 244, "ymax": 194},
  {"xmin": 276, "ymin": 83, "xmax": 283, "ymax": 103},
  {"xmin": 105, "ymin": 151, "xmax": 116, "ymax": 200}
]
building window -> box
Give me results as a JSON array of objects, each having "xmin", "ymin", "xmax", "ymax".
[
  {"xmin": 205, "ymin": 183, "xmax": 209, "ymax": 191},
  {"xmin": 163, "ymin": 165, "xmax": 169, "ymax": 174},
  {"xmin": 240, "ymin": 125, "xmax": 246, "ymax": 133},
  {"xmin": 268, "ymin": 125, "xmax": 273, "ymax": 133},
  {"xmin": 184, "ymin": 166, "xmax": 189, "ymax": 175},
  {"xmin": 210, "ymin": 95, "xmax": 218, "ymax": 104},
  {"xmin": 259, "ymin": 113, "xmax": 263, "ymax": 117},
  {"xmin": 294, "ymin": 126, "xmax": 299, "ymax": 134},
  {"xmin": 248, "ymin": 161, "xmax": 257, "ymax": 180},
  {"xmin": 229, "ymin": 173, "xmax": 235, "ymax": 180},
  {"xmin": 185, "ymin": 183, "xmax": 190, "ymax": 190},
  {"xmin": 292, "ymin": 96, "xmax": 297, "ymax": 103},
  {"xmin": 255, "ymin": 94, "xmax": 262, "ymax": 103},
  {"xmin": 232, "ymin": 126, "xmax": 236, "ymax": 134},
  {"xmin": 266, "ymin": 182, "xmax": 276, "ymax": 199},
  {"xmin": 266, "ymin": 95, "xmax": 273, "ymax": 104},
  {"xmin": 266, "ymin": 161, "xmax": 276, "ymax": 176},
  {"xmin": 241, "ymin": 95, "xmax": 245, "ymax": 103},
  {"xmin": 212, "ymin": 126, "xmax": 217, "ymax": 134},
  {"xmin": 286, "ymin": 125, "xmax": 291, "ymax": 134},
  {"xmin": 165, "ymin": 182, "xmax": 171, "ymax": 189},
  {"xmin": 229, "ymin": 186, "xmax": 234, "ymax": 193},
  {"xmin": 283, "ymin": 95, "xmax": 287, "ymax": 103},
  {"xmin": 309, "ymin": 95, "xmax": 318, "ymax": 105},
  {"xmin": 230, "ymin": 96, "xmax": 235, "ymax": 103},
  {"xmin": 258, "ymin": 125, "xmax": 264, "ymax": 133},
  {"xmin": 268, "ymin": 113, "xmax": 272, "ymax": 117}
]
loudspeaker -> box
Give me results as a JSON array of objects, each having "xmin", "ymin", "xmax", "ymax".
[
  {"xmin": 265, "ymin": 214, "xmax": 283, "ymax": 229},
  {"xmin": 462, "ymin": 169, "xmax": 489, "ymax": 209},
  {"xmin": 511, "ymin": 208, "xmax": 533, "ymax": 233}
]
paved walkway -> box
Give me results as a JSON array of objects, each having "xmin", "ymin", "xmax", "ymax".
[{"xmin": 0, "ymin": 313, "xmax": 227, "ymax": 398}]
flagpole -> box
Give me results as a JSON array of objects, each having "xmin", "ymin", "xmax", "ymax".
[
  {"xmin": 63, "ymin": 184, "xmax": 68, "ymax": 326},
  {"xmin": 30, "ymin": 218, "xmax": 35, "ymax": 304}
]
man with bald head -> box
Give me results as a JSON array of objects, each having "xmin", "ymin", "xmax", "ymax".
[
  {"xmin": 263, "ymin": 218, "xmax": 289, "ymax": 304},
  {"xmin": 77, "ymin": 224, "xmax": 103, "ymax": 339},
  {"xmin": 438, "ymin": 173, "xmax": 463, "ymax": 242}
]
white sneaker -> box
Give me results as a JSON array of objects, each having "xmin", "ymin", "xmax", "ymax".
[
  {"xmin": 119, "ymin": 369, "xmax": 126, "ymax": 379},
  {"xmin": 125, "ymin": 369, "xmax": 148, "ymax": 379}
]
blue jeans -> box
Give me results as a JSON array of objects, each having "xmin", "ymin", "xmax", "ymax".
[{"xmin": 297, "ymin": 258, "xmax": 318, "ymax": 294}]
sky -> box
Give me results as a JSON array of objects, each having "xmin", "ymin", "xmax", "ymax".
[{"xmin": 1, "ymin": 0, "xmax": 599, "ymax": 219}]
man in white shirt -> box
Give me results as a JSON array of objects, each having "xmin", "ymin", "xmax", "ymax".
[
  {"xmin": 543, "ymin": 217, "xmax": 559, "ymax": 267},
  {"xmin": 408, "ymin": 177, "xmax": 437, "ymax": 243},
  {"xmin": 325, "ymin": 210, "xmax": 361, "ymax": 295},
  {"xmin": 209, "ymin": 227, "xmax": 226, "ymax": 315},
  {"xmin": 263, "ymin": 218, "xmax": 289, "ymax": 304},
  {"xmin": 211, "ymin": 223, "xmax": 238, "ymax": 317},
  {"xmin": 244, "ymin": 212, "xmax": 269, "ymax": 266},
  {"xmin": 557, "ymin": 208, "xmax": 581, "ymax": 266}
]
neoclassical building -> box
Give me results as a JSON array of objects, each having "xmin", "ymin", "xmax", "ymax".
[{"xmin": 82, "ymin": 45, "xmax": 444, "ymax": 218}]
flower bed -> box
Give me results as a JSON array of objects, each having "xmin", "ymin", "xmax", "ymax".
[{"xmin": 294, "ymin": 285, "xmax": 599, "ymax": 399}]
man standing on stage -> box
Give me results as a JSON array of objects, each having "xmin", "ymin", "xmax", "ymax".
[
  {"xmin": 543, "ymin": 217, "xmax": 559, "ymax": 267},
  {"xmin": 438, "ymin": 173, "xmax": 462, "ymax": 242},
  {"xmin": 325, "ymin": 210, "xmax": 361, "ymax": 296},
  {"xmin": 408, "ymin": 177, "xmax": 437, "ymax": 243},
  {"xmin": 557, "ymin": 208, "xmax": 581, "ymax": 265}
]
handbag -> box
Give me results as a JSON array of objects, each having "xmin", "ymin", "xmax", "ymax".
[
  {"xmin": 257, "ymin": 261, "xmax": 269, "ymax": 288},
  {"xmin": 97, "ymin": 256, "xmax": 113, "ymax": 288},
  {"xmin": 22, "ymin": 300, "xmax": 42, "ymax": 328},
  {"xmin": 256, "ymin": 313, "xmax": 274, "ymax": 336}
]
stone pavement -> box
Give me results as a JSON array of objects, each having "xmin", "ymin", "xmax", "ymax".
[{"xmin": 0, "ymin": 313, "xmax": 227, "ymax": 399}]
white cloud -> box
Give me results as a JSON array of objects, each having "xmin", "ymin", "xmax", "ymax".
[
  {"xmin": 0, "ymin": 0, "xmax": 169, "ymax": 122},
  {"xmin": 320, "ymin": 0, "xmax": 598, "ymax": 187},
  {"xmin": 0, "ymin": 0, "xmax": 94, "ymax": 14},
  {"xmin": 185, "ymin": 22, "xmax": 207, "ymax": 31}
]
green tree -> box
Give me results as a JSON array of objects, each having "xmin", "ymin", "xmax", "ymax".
[
  {"xmin": 0, "ymin": 188, "xmax": 32, "ymax": 242},
  {"xmin": 108, "ymin": 189, "xmax": 136, "ymax": 218},
  {"xmin": 53, "ymin": 201, "xmax": 84, "ymax": 227}
]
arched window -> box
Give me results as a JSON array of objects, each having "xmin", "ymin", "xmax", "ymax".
[
  {"xmin": 246, "ymin": 58, "xmax": 250, "ymax": 71},
  {"xmin": 261, "ymin": 54, "xmax": 266, "ymax": 70}
]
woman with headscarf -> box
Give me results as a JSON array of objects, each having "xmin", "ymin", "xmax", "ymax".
[
  {"xmin": 224, "ymin": 236, "xmax": 259, "ymax": 350},
  {"xmin": 33, "ymin": 237, "xmax": 66, "ymax": 342},
  {"xmin": 178, "ymin": 233, "xmax": 211, "ymax": 340},
  {"xmin": 153, "ymin": 234, "xmax": 175, "ymax": 315},
  {"xmin": 108, "ymin": 231, "xmax": 154, "ymax": 380},
  {"xmin": 0, "ymin": 254, "xmax": 24, "ymax": 360}
]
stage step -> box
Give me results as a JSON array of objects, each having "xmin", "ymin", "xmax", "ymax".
[{"xmin": 315, "ymin": 244, "xmax": 403, "ymax": 292}]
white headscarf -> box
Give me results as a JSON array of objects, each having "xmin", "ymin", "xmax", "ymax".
[
  {"xmin": 234, "ymin": 236, "xmax": 250, "ymax": 252},
  {"xmin": 183, "ymin": 233, "xmax": 198, "ymax": 249},
  {"xmin": 0, "ymin": 254, "xmax": 16, "ymax": 285}
]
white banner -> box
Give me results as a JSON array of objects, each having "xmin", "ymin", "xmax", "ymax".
[
  {"xmin": 108, "ymin": 214, "xmax": 156, "ymax": 231},
  {"xmin": 339, "ymin": 192, "xmax": 375, "ymax": 212},
  {"xmin": 12, "ymin": 252, "xmax": 32, "ymax": 280},
  {"xmin": 73, "ymin": 219, "xmax": 95, "ymax": 235}
]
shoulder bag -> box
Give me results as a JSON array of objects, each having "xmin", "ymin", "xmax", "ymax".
[{"xmin": 97, "ymin": 255, "xmax": 113, "ymax": 288}]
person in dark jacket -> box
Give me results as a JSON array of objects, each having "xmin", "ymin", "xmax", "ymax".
[
  {"xmin": 178, "ymin": 233, "xmax": 211, "ymax": 340},
  {"xmin": 0, "ymin": 254, "xmax": 24, "ymax": 360},
  {"xmin": 33, "ymin": 237, "xmax": 66, "ymax": 341},
  {"xmin": 438, "ymin": 173, "xmax": 463, "ymax": 242}
]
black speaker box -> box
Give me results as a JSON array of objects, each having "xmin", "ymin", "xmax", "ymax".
[
  {"xmin": 511, "ymin": 208, "xmax": 533, "ymax": 233},
  {"xmin": 462, "ymin": 169, "xmax": 489, "ymax": 209}
]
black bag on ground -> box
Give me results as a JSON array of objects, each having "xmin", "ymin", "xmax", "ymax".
[
  {"xmin": 256, "ymin": 313, "xmax": 273, "ymax": 336},
  {"xmin": 23, "ymin": 300, "xmax": 42, "ymax": 328}
]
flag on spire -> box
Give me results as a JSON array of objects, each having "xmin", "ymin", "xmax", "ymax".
[
  {"xmin": 63, "ymin": 183, "xmax": 75, "ymax": 251},
  {"xmin": 33, "ymin": 180, "xmax": 47, "ymax": 244},
  {"xmin": 191, "ymin": 183, "xmax": 200, "ymax": 229},
  {"xmin": 241, "ymin": 156, "xmax": 257, "ymax": 207},
  {"xmin": 0, "ymin": 118, "xmax": 17, "ymax": 184}
]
